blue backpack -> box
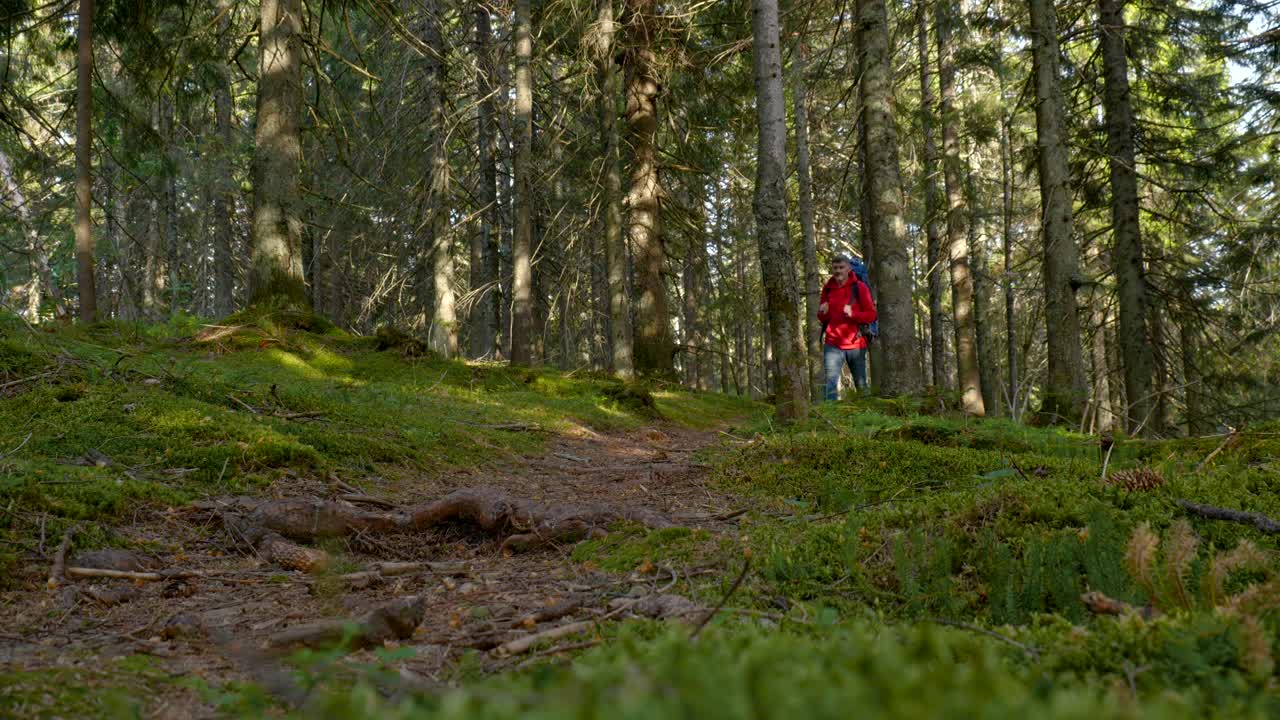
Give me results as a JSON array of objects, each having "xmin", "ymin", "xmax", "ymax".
[{"xmin": 848, "ymin": 257, "xmax": 879, "ymax": 343}]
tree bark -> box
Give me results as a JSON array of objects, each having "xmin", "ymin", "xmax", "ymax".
[
  {"xmin": 1099, "ymin": 0, "xmax": 1155, "ymax": 435},
  {"xmin": 470, "ymin": 7, "xmax": 500, "ymax": 359},
  {"xmin": 969, "ymin": 172, "xmax": 999, "ymax": 415},
  {"xmin": 1028, "ymin": 0, "xmax": 1087, "ymax": 420},
  {"xmin": 213, "ymin": 3, "xmax": 237, "ymax": 317},
  {"xmin": 623, "ymin": 0, "xmax": 673, "ymax": 375},
  {"xmin": 510, "ymin": 0, "xmax": 536, "ymax": 365},
  {"xmin": 917, "ymin": 0, "xmax": 947, "ymax": 390},
  {"xmin": 424, "ymin": 0, "xmax": 458, "ymax": 357},
  {"xmin": 751, "ymin": 0, "xmax": 807, "ymax": 420},
  {"xmin": 1180, "ymin": 320, "xmax": 1210, "ymax": 435},
  {"xmin": 159, "ymin": 94, "xmax": 180, "ymax": 315},
  {"xmin": 75, "ymin": 0, "xmax": 97, "ymax": 322},
  {"xmin": 997, "ymin": 35, "xmax": 1017, "ymax": 416},
  {"xmin": 793, "ymin": 42, "xmax": 822, "ymax": 402},
  {"xmin": 249, "ymin": 0, "xmax": 308, "ymax": 307},
  {"xmin": 856, "ymin": 0, "xmax": 922, "ymax": 396},
  {"xmin": 937, "ymin": 2, "xmax": 984, "ymax": 416},
  {"xmin": 595, "ymin": 0, "xmax": 634, "ymax": 378}
]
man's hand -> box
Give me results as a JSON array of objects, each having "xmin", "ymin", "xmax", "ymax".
[
  {"xmin": 843, "ymin": 304, "xmax": 853, "ymax": 317},
  {"xmin": 819, "ymin": 302, "xmax": 828, "ymax": 314}
]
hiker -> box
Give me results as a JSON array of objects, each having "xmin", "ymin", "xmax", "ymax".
[{"xmin": 817, "ymin": 254, "xmax": 877, "ymax": 401}]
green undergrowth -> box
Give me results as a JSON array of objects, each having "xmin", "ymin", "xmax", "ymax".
[
  {"xmin": 212, "ymin": 617, "xmax": 1277, "ymax": 719},
  {"xmin": 0, "ymin": 313, "xmax": 762, "ymax": 579}
]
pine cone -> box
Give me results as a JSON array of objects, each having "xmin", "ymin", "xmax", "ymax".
[
  {"xmin": 1105, "ymin": 468, "xmax": 1166, "ymax": 492},
  {"xmin": 262, "ymin": 533, "xmax": 330, "ymax": 573}
]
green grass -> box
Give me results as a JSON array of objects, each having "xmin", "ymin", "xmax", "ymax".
[{"xmin": 0, "ymin": 313, "xmax": 762, "ymax": 578}]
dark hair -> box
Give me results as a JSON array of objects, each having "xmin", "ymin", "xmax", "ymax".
[{"xmin": 831, "ymin": 255, "xmax": 853, "ymax": 267}]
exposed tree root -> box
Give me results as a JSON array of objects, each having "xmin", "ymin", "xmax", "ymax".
[{"xmin": 215, "ymin": 487, "xmax": 676, "ymax": 571}]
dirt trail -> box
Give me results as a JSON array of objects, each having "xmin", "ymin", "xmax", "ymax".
[{"xmin": 0, "ymin": 422, "xmax": 743, "ymax": 717}]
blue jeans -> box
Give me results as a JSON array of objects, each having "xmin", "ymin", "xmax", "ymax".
[{"xmin": 824, "ymin": 344, "xmax": 867, "ymax": 401}]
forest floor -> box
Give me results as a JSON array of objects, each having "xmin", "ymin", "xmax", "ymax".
[
  {"xmin": 2, "ymin": 419, "xmax": 743, "ymax": 718},
  {"xmin": 3, "ymin": 312, "xmax": 1280, "ymax": 719}
]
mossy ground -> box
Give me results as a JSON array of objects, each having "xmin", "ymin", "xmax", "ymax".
[
  {"xmin": 4, "ymin": 315, "xmax": 1279, "ymax": 719},
  {"xmin": 0, "ymin": 313, "xmax": 762, "ymax": 578}
]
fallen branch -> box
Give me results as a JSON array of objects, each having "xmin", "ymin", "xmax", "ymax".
[
  {"xmin": 930, "ymin": 617, "xmax": 1039, "ymax": 660},
  {"xmin": 340, "ymin": 561, "xmax": 467, "ymax": 588},
  {"xmin": 1194, "ymin": 429, "xmax": 1239, "ymax": 472},
  {"xmin": 493, "ymin": 620, "xmax": 594, "ymax": 657},
  {"xmin": 338, "ymin": 493, "xmax": 398, "ymax": 509},
  {"xmin": 690, "ymin": 556, "xmax": 752, "ymax": 639},
  {"xmin": 263, "ymin": 596, "xmax": 426, "ymax": 654},
  {"xmin": 46, "ymin": 526, "xmax": 76, "ymax": 590},
  {"xmin": 0, "ymin": 367, "xmax": 60, "ymax": 392},
  {"xmin": 1176, "ymin": 499, "xmax": 1280, "ymax": 535}
]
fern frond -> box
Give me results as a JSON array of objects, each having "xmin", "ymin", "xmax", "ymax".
[
  {"xmin": 1205, "ymin": 539, "xmax": 1268, "ymax": 607},
  {"xmin": 1238, "ymin": 615, "xmax": 1275, "ymax": 679},
  {"xmin": 1164, "ymin": 519, "xmax": 1199, "ymax": 611},
  {"xmin": 1125, "ymin": 522, "xmax": 1160, "ymax": 605}
]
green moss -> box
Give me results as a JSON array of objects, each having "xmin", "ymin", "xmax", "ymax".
[
  {"xmin": 571, "ymin": 526, "xmax": 709, "ymax": 572},
  {"xmin": 0, "ymin": 655, "xmax": 172, "ymax": 719}
]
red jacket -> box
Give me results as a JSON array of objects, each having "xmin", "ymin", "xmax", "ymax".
[{"xmin": 818, "ymin": 275, "xmax": 877, "ymax": 350}]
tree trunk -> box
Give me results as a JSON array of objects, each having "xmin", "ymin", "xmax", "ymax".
[
  {"xmin": 966, "ymin": 170, "xmax": 999, "ymax": 415},
  {"xmin": 997, "ymin": 44, "xmax": 1017, "ymax": 415},
  {"xmin": 623, "ymin": 0, "xmax": 673, "ymax": 376},
  {"xmin": 1089, "ymin": 291, "xmax": 1117, "ymax": 433},
  {"xmin": 937, "ymin": 2, "xmax": 984, "ymax": 416},
  {"xmin": 75, "ymin": 0, "xmax": 97, "ymax": 322},
  {"xmin": 751, "ymin": 0, "xmax": 807, "ymax": 419},
  {"xmin": 249, "ymin": 0, "xmax": 308, "ymax": 307},
  {"xmin": 595, "ymin": 0, "xmax": 634, "ymax": 378},
  {"xmin": 1099, "ymin": 0, "xmax": 1155, "ymax": 435},
  {"xmin": 917, "ymin": 0, "xmax": 947, "ymax": 390},
  {"xmin": 470, "ymin": 7, "xmax": 500, "ymax": 359},
  {"xmin": 423, "ymin": 0, "xmax": 457, "ymax": 357},
  {"xmin": 213, "ymin": 4, "xmax": 237, "ymax": 317},
  {"xmin": 1180, "ymin": 320, "xmax": 1210, "ymax": 435},
  {"xmin": 159, "ymin": 94, "xmax": 180, "ymax": 315},
  {"xmin": 857, "ymin": 0, "xmax": 922, "ymax": 397},
  {"xmin": 793, "ymin": 42, "xmax": 822, "ymax": 402},
  {"xmin": 509, "ymin": 0, "xmax": 536, "ymax": 365},
  {"xmin": 1028, "ymin": 0, "xmax": 1087, "ymax": 420}
]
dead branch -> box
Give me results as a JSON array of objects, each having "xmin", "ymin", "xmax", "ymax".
[
  {"xmin": 493, "ymin": 620, "xmax": 595, "ymax": 657},
  {"xmin": 82, "ymin": 585, "xmax": 141, "ymax": 606},
  {"xmin": 0, "ymin": 367, "xmax": 60, "ymax": 392},
  {"xmin": 46, "ymin": 526, "xmax": 75, "ymax": 590},
  {"xmin": 929, "ymin": 617, "xmax": 1039, "ymax": 660},
  {"xmin": 1194, "ymin": 429, "xmax": 1239, "ymax": 472},
  {"xmin": 511, "ymin": 595, "xmax": 592, "ymax": 629},
  {"xmin": 690, "ymin": 556, "xmax": 752, "ymax": 639},
  {"xmin": 1176, "ymin": 499, "xmax": 1280, "ymax": 535},
  {"xmin": 263, "ymin": 596, "xmax": 426, "ymax": 654},
  {"xmin": 340, "ymin": 561, "xmax": 466, "ymax": 588},
  {"xmin": 338, "ymin": 493, "xmax": 398, "ymax": 509}
]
